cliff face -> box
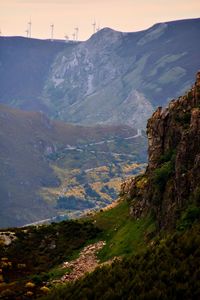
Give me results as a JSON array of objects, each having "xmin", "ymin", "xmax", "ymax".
[{"xmin": 121, "ymin": 72, "xmax": 200, "ymax": 229}]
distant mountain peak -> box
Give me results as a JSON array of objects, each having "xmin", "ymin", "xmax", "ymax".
[
  {"xmin": 0, "ymin": 18, "xmax": 200, "ymax": 128},
  {"xmin": 88, "ymin": 26, "xmax": 123, "ymax": 45}
]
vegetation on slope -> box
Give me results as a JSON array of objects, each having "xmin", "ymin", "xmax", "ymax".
[
  {"xmin": 120, "ymin": 72, "xmax": 200, "ymax": 229},
  {"xmin": 87, "ymin": 200, "xmax": 155, "ymax": 261},
  {"xmin": 41, "ymin": 223, "xmax": 200, "ymax": 300},
  {"xmin": 0, "ymin": 220, "xmax": 100, "ymax": 299},
  {"xmin": 0, "ymin": 199, "xmax": 155, "ymax": 299}
]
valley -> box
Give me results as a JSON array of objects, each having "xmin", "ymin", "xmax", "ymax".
[
  {"xmin": 0, "ymin": 69, "xmax": 200, "ymax": 300},
  {"xmin": 0, "ymin": 104, "xmax": 147, "ymax": 227},
  {"xmin": 0, "ymin": 14, "xmax": 200, "ymax": 299}
]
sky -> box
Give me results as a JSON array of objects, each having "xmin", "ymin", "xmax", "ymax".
[{"xmin": 0, "ymin": 0, "xmax": 200, "ymax": 41}]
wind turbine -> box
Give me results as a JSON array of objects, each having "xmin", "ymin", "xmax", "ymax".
[
  {"xmin": 0, "ymin": 29, "xmax": 1, "ymax": 36},
  {"xmin": 64, "ymin": 34, "xmax": 69, "ymax": 42},
  {"xmin": 50, "ymin": 23, "xmax": 54, "ymax": 41},
  {"xmin": 72, "ymin": 32, "xmax": 76, "ymax": 41},
  {"xmin": 75, "ymin": 27, "xmax": 79, "ymax": 41},
  {"xmin": 92, "ymin": 20, "xmax": 96, "ymax": 34},
  {"xmin": 25, "ymin": 28, "xmax": 29, "ymax": 38},
  {"xmin": 96, "ymin": 24, "xmax": 100, "ymax": 32},
  {"xmin": 28, "ymin": 18, "xmax": 32, "ymax": 38}
]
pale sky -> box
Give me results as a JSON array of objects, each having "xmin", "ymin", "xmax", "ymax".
[{"xmin": 0, "ymin": 0, "xmax": 200, "ymax": 40}]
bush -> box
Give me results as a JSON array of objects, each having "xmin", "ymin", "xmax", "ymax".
[
  {"xmin": 159, "ymin": 149, "xmax": 176, "ymax": 164},
  {"xmin": 25, "ymin": 282, "xmax": 35, "ymax": 289},
  {"xmin": 174, "ymin": 112, "xmax": 191, "ymax": 128},
  {"xmin": 38, "ymin": 223, "xmax": 200, "ymax": 300},
  {"xmin": 0, "ymin": 289, "xmax": 16, "ymax": 299},
  {"xmin": 177, "ymin": 205, "xmax": 200, "ymax": 230},
  {"xmin": 153, "ymin": 161, "xmax": 173, "ymax": 191}
]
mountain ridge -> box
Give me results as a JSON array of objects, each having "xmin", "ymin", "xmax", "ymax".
[
  {"xmin": 0, "ymin": 18, "xmax": 200, "ymax": 128},
  {"xmin": 39, "ymin": 18, "xmax": 200, "ymax": 127}
]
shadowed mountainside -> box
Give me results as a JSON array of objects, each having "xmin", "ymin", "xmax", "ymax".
[
  {"xmin": 0, "ymin": 19, "xmax": 200, "ymax": 128},
  {"xmin": 0, "ymin": 37, "xmax": 71, "ymax": 112},
  {"xmin": 0, "ymin": 104, "xmax": 146, "ymax": 228}
]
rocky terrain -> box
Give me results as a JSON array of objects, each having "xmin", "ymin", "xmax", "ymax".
[
  {"xmin": 60, "ymin": 241, "xmax": 106, "ymax": 282},
  {"xmin": 121, "ymin": 71, "xmax": 200, "ymax": 229}
]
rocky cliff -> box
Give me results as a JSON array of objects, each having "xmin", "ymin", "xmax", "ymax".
[{"xmin": 121, "ymin": 72, "xmax": 200, "ymax": 229}]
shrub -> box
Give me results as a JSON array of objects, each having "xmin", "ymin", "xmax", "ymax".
[
  {"xmin": 177, "ymin": 205, "xmax": 200, "ymax": 230},
  {"xmin": 38, "ymin": 224, "xmax": 200, "ymax": 300},
  {"xmin": 159, "ymin": 149, "xmax": 176, "ymax": 164},
  {"xmin": 25, "ymin": 282, "xmax": 35, "ymax": 289},
  {"xmin": 0, "ymin": 289, "xmax": 16, "ymax": 299},
  {"xmin": 153, "ymin": 161, "xmax": 173, "ymax": 191},
  {"xmin": 26, "ymin": 291, "xmax": 34, "ymax": 297},
  {"xmin": 174, "ymin": 112, "xmax": 191, "ymax": 128},
  {"xmin": 32, "ymin": 274, "xmax": 44, "ymax": 285},
  {"xmin": 40, "ymin": 286, "xmax": 50, "ymax": 294}
]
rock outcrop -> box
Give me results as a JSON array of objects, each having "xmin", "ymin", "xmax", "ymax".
[{"xmin": 121, "ymin": 72, "xmax": 200, "ymax": 229}]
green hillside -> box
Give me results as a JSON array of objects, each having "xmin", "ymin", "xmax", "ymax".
[
  {"xmin": 0, "ymin": 198, "xmax": 154, "ymax": 299},
  {"xmin": 41, "ymin": 223, "xmax": 200, "ymax": 300}
]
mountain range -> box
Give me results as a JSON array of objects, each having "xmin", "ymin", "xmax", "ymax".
[{"xmin": 0, "ymin": 18, "xmax": 200, "ymax": 128}]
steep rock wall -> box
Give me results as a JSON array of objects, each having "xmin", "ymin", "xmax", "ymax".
[{"xmin": 121, "ymin": 72, "xmax": 200, "ymax": 229}]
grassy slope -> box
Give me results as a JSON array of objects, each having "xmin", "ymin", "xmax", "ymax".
[
  {"xmin": 42, "ymin": 223, "xmax": 200, "ymax": 300},
  {"xmin": 0, "ymin": 220, "xmax": 101, "ymax": 298},
  {"xmin": 38, "ymin": 204, "xmax": 200, "ymax": 300},
  {"xmin": 0, "ymin": 199, "xmax": 155, "ymax": 299},
  {"xmin": 85, "ymin": 200, "xmax": 155, "ymax": 261}
]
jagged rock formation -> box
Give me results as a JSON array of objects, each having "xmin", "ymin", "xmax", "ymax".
[{"xmin": 121, "ymin": 72, "xmax": 200, "ymax": 229}]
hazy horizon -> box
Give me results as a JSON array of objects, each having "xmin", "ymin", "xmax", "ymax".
[{"xmin": 0, "ymin": 0, "xmax": 200, "ymax": 41}]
